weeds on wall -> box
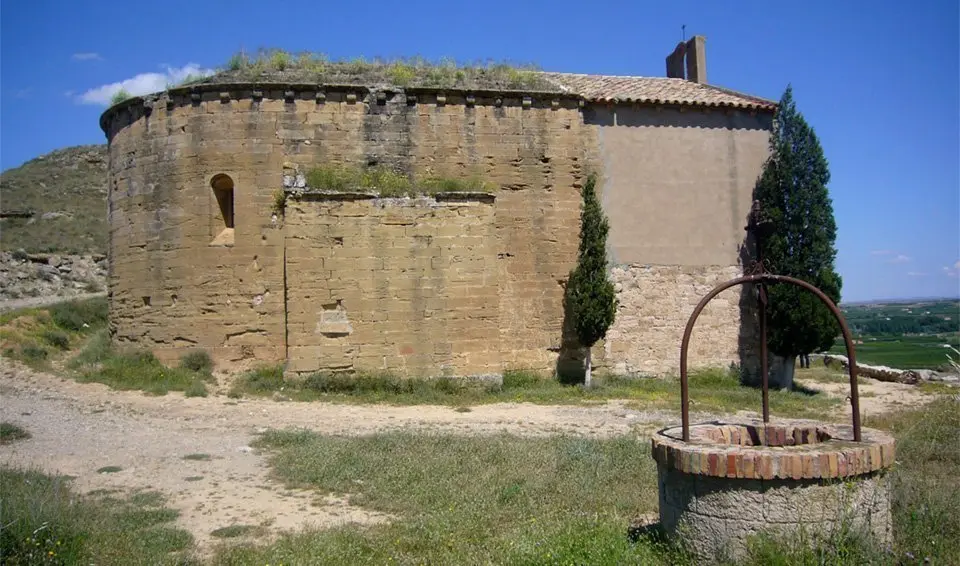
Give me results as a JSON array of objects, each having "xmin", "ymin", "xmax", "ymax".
[
  {"xmin": 109, "ymin": 89, "xmax": 132, "ymax": 106},
  {"xmin": 304, "ymin": 164, "xmax": 496, "ymax": 197},
  {"xmin": 205, "ymin": 49, "xmax": 553, "ymax": 91}
]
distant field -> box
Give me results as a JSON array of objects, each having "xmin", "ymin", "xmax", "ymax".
[
  {"xmin": 830, "ymin": 334, "xmax": 959, "ymax": 369},
  {"xmin": 828, "ymin": 299, "xmax": 960, "ymax": 369}
]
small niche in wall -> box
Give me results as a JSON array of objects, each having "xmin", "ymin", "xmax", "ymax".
[{"xmin": 210, "ymin": 173, "xmax": 235, "ymax": 246}]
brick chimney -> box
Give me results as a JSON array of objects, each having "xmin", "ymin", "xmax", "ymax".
[{"xmin": 664, "ymin": 35, "xmax": 707, "ymax": 84}]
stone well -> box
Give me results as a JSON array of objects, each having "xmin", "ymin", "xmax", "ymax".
[{"xmin": 651, "ymin": 420, "xmax": 895, "ymax": 561}]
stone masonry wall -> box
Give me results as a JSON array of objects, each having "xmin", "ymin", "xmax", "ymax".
[
  {"xmin": 284, "ymin": 194, "xmax": 499, "ymax": 376},
  {"xmin": 104, "ymin": 87, "xmax": 590, "ymax": 373},
  {"xmin": 602, "ymin": 264, "xmax": 748, "ymax": 376},
  {"xmin": 657, "ymin": 463, "xmax": 892, "ymax": 562}
]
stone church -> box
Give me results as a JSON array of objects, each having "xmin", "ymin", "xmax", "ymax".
[{"xmin": 101, "ymin": 36, "xmax": 775, "ymax": 377}]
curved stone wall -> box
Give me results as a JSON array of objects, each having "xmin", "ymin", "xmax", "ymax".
[{"xmin": 102, "ymin": 85, "xmax": 591, "ymax": 370}]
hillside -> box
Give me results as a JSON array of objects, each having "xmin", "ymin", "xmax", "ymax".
[{"xmin": 0, "ymin": 145, "xmax": 108, "ymax": 254}]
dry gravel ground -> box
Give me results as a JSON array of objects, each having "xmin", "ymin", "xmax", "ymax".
[{"xmin": 0, "ymin": 356, "xmax": 937, "ymax": 552}]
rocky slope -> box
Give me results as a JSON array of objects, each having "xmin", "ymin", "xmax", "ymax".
[
  {"xmin": 0, "ymin": 145, "xmax": 108, "ymax": 254},
  {"xmin": 0, "ymin": 251, "xmax": 106, "ymax": 305}
]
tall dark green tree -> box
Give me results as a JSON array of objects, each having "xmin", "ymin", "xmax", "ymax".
[
  {"xmin": 754, "ymin": 86, "xmax": 842, "ymax": 388},
  {"xmin": 566, "ymin": 174, "xmax": 617, "ymax": 387}
]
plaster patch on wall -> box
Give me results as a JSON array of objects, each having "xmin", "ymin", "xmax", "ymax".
[{"xmin": 317, "ymin": 300, "xmax": 353, "ymax": 336}]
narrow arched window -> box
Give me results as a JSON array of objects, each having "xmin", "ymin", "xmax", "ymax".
[{"xmin": 211, "ymin": 174, "xmax": 234, "ymax": 228}]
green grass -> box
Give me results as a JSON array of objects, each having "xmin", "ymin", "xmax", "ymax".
[
  {"xmin": 0, "ymin": 297, "xmax": 108, "ymax": 370},
  {"xmin": 215, "ymin": 431, "xmax": 686, "ymax": 565},
  {"xmin": 110, "ymin": 88, "xmax": 132, "ymax": 105},
  {"xmin": 210, "ymin": 524, "xmax": 261, "ymax": 539},
  {"xmin": 207, "ymin": 50, "xmax": 553, "ymax": 91},
  {"xmin": 229, "ymin": 366, "xmax": 839, "ymax": 420},
  {"xmin": 302, "ymin": 164, "xmax": 496, "ymax": 197},
  {"xmin": 830, "ymin": 334, "xmax": 960, "ymax": 369},
  {"xmin": 0, "ymin": 467, "xmax": 194, "ymax": 565},
  {"xmin": 0, "ymin": 422, "xmax": 31, "ymax": 444},
  {"xmin": 73, "ymin": 348, "xmax": 213, "ymax": 396},
  {"xmin": 96, "ymin": 466, "xmax": 122, "ymax": 474},
  {"xmin": 182, "ymin": 453, "xmax": 211, "ymax": 461},
  {"xmin": 211, "ymin": 396, "xmax": 959, "ymax": 565},
  {"xmin": 0, "ymin": 144, "xmax": 108, "ymax": 254}
]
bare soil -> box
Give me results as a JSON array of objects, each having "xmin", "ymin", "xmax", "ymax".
[{"xmin": 0, "ymin": 357, "xmax": 937, "ymax": 553}]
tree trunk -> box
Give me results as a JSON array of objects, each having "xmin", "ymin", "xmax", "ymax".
[
  {"xmin": 768, "ymin": 354, "xmax": 796, "ymax": 390},
  {"xmin": 584, "ymin": 347, "xmax": 592, "ymax": 388}
]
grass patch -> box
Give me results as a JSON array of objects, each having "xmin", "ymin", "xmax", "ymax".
[
  {"xmin": 0, "ymin": 297, "xmax": 107, "ymax": 369},
  {"xmin": 97, "ymin": 465, "xmax": 122, "ymax": 474},
  {"xmin": 211, "ymin": 524, "xmax": 260, "ymax": 539},
  {"xmin": 179, "ymin": 349, "xmax": 214, "ymax": 374},
  {"xmin": 215, "ymin": 431, "xmax": 684, "ymax": 565},
  {"xmin": 0, "ymin": 144, "xmax": 108, "ymax": 254},
  {"xmin": 864, "ymin": 396, "xmax": 960, "ymax": 564},
  {"xmin": 216, "ymin": 397, "xmax": 958, "ymax": 565},
  {"xmin": 0, "ymin": 422, "xmax": 31, "ymax": 444},
  {"xmin": 303, "ymin": 163, "xmax": 496, "ymax": 197},
  {"xmin": 184, "ymin": 476, "xmax": 204, "ymax": 482},
  {"xmin": 0, "ymin": 467, "xmax": 194, "ymax": 564},
  {"xmin": 206, "ymin": 50, "xmax": 553, "ymax": 91},
  {"xmin": 182, "ymin": 453, "xmax": 211, "ymax": 461},
  {"xmin": 75, "ymin": 348, "xmax": 214, "ymax": 396},
  {"xmin": 830, "ymin": 334, "xmax": 960, "ymax": 370},
  {"xmin": 229, "ymin": 366, "xmax": 839, "ymax": 419}
]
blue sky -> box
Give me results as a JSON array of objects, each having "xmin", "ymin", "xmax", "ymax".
[{"xmin": 2, "ymin": 0, "xmax": 958, "ymax": 302}]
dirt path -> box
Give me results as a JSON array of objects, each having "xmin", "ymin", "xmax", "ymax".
[
  {"xmin": 0, "ymin": 357, "xmax": 939, "ymax": 552},
  {"xmin": 0, "ymin": 359, "xmax": 678, "ymax": 550},
  {"xmin": 0, "ymin": 291, "xmax": 105, "ymax": 313}
]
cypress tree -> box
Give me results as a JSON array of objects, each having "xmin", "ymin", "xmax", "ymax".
[
  {"xmin": 566, "ymin": 174, "xmax": 617, "ymax": 387},
  {"xmin": 754, "ymin": 86, "xmax": 842, "ymax": 388}
]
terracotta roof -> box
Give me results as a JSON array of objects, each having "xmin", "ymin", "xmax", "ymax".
[{"xmin": 541, "ymin": 72, "xmax": 776, "ymax": 111}]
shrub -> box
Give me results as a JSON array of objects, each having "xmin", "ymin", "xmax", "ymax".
[
  {"xmin": 184, "ymin": 379, "xmax": 208, "ymax": 398},
  {"xmin": 110, "ymin": 89, "xmax": 132, "ymax": 105},
  {"xmin": 67, "ymin": 329, "xmax": 112, "ymax": 369},
  {"xmin": 20, "ymin": 343, "xmax": 48, "ymax": 363},
  {"xmin": 49, "ymin": 297, "xmax": 108, "ymax": 332},
  {"xmin": 226, "ymin": 52, "xmax": 247, "ymax": 71},
  {"xmin": 179, "ymin": 350, "xmax": 214, "ymax": 374},
  {"xmin": 235, "ymin": 365, "xmax": 286, "ymax": 393},
  {"xmin": 270, "ymin": 50, "xmax": 292, "ymax": 71},
  {"xmin": 41, "ymin": 329, "xmax": 70, "ymax": 350},
  {"xmin": 0, "ymin": 422, "xmax": 31, "ymax": 444},
  {"xmin": 501, "ymin": 369, "xmax": 541, "ymax": 390}
]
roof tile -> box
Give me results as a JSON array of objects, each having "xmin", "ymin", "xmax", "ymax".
[{"xmin": 540, "ymin": 72, "xmax": 776, "ymax": 111}]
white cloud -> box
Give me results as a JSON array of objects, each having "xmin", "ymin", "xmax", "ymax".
[
  {"xmin": 906, "ymin": 271, "xmax": 926, "ymax": 277},
  {"xmin": 944, "ymin": 262, "xmax": 960, "ymax": 278},
  {"xmin": 870, "ymin": 250, "xmax": 895, "ymax": 256},
  {"xmin": 887, "ymin": 254, "xmax": 911, "ymax": 264},
  {"xmin": 72, "ymin": 52, "xmax": 102, "ymax": 61},
  {"xmin": 13, "ymin": 88, "xmax": 32, "ymax": 99},
  {"xmin": 77, "ymin": 63, "xmax": 214, "ymax": 105}
]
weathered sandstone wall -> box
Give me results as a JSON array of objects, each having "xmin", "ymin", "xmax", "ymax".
[
  {"xmin": 284, "ymin": 193, "xmax": 498, "ymax": 376},
  {"xmin": 104, "ymin": 87, "xmax": 591, "ymax": 372}
]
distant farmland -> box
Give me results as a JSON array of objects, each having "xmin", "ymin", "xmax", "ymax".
[{"xmin": 829, "ymin": 299, "xmax": 959, "ymax": 369}]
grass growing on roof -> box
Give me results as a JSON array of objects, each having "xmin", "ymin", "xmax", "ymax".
[
  {"xmin": 303, "ymin": 164, "xmax": 496, "ymax": 197},
  {"xmin": 207, "ymin": 49, "xmax": 553, "ymax": 91}
]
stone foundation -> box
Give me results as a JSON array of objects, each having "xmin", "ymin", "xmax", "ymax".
[{"xmin": 603, "ymin": 264, "xmax": 749, "ymax": 376}]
